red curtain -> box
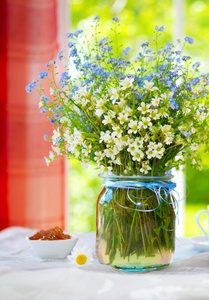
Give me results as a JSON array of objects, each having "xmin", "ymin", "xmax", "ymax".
[{"xmin": 0, "ymin": 0, "xmax": 68, "ymax": 230}]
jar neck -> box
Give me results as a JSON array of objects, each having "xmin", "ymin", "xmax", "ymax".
[{"xmin": 99, "ymin": 173, "xmax": 173, "ymax": 182}]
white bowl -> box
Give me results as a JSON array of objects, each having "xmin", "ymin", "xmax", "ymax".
[{"xmin": 27, "ymin": 234, "xmax": 78, "ymax": 259}]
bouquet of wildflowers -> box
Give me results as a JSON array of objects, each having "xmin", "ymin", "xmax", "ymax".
[
  {"xmin": 26, "ymin": 16, "xmax": 209, "ymax": 266},
  {"xmin": 26, "ymin": 17, "xmax": 209, "ymax": 176},
  {"xmin": 26, "ymin": 16, "xmax": 209, "ymax": 269}
]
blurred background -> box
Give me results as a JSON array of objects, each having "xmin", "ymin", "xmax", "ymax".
[{"xmin": 1, "ymin": 0, "xmax": 208, "ymax": 237}]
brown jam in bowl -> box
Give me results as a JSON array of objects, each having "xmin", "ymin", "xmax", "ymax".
[{"xmin": 29, "ymin": 226, "xmax": 72, "ymax": 240}]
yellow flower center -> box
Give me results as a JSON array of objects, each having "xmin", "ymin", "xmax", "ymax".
[{"xmin": 76, "ymin": 254, "xmax": 87, "ymax": 265}]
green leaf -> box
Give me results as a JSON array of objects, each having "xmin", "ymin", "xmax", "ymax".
[
  {"xmin": 149, "ymin": 235, "xmax": 157, "ymax": 243},
  {"xmin": 154, "ymin": 227, "xmax": 161, "ymax": 236}
]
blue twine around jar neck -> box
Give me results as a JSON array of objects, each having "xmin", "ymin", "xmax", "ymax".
[
  {"xmin": 103, "ymin": 180, "xmax": 176, "ymax": 190},
  {"xmin": 103, "ymin": 179, "xmax": 178, "ymax": 214}
]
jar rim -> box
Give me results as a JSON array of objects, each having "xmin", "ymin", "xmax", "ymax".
[{"xmin": 99, "ymin": 173, "xmax": 174, "ymax": 180}]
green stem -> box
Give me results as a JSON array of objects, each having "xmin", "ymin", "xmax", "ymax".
[
  {"xmin": 126, "ymin": 208, "xmax": 137, "ymax": 256},
  {"xmin": 112, "ymin": 200, "xmax": 125, "ymax": 243}
]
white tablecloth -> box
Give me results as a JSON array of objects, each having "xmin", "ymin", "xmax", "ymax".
[{"xmin": 0, "ymin": 227, "xmax": 209, "ymax": 300}]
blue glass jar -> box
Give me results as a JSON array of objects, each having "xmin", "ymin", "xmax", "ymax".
[{"xmin": 96, "ymin": 174, "xmax": 176, "ymax": 272}]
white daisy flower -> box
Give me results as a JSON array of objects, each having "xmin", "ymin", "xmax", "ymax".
[
  {"xmin": 148, "ymin": 142, "xmax": 155, "ymax": 149},
  {"xmin": 79, "ymin": 86, "xmax": 89, "ymax": 97},
  {"xmin": 127, "ymin": 142, "xmax": 138, "ymax": 154},
  {"xmin": 131, "ymin": 150, "xmax": 144, "ymax": 162},
  {"xmin": 151, "ymin": 96, "xmax": 161, "ymax": 107},
  {"xmin": 100, "ymin": 131, "xmax": 111, "ymax": 143},
  {"xmin": 138, "ymin": 117, "xmax": 152, "ymax": 129},
  {"xmin": 82, "ymin": 144, "xmax": 92, "ymax": 157},
  {"xmin": 118, "ymin": 112, "xmax": 129, "ymax": 124},
  {"xmin": 196, "ymin": 86, "xmax": 204, "ymax": 93},
  {"xmin": 80, "ymin": 97, "xmax": 89, "ymax": 107},
  {"xmin": 52, "ymin": 128, "xmax": 61, "ymax": 145},
  {"xmin": 96, "ymin": 98, "xmax": 106, "ymax": 108},
  {"xmin": 160, "ymin": 124, "xmax": 172, "ymax": 134},
  {"xmin": 128, "ymin": 120, "xmax": 138, "ymax": 134},
  {"xmin": 153, "ymin": 143, "xmax": 165, "ymax": 159},
  {"xmin": 102, "ymin": 115, "xmax": 112, "ymax": 125},
  {"xmin": 94, "ymin": 151, "xmax": 104, "ymax": 162},
  {"xmin": 114, "ymin": 137, "xmax": 125, "ymax": 151},
  {"xmin": 99, "ymin": 165, "xmax": 113, "ymax": 174},
  {"xmin": 113, "ymin": 156, "xmax": 122, "ymax": 165},
  {"xmin": 112, "ymin": 126, "xmax": 122, "ymax": 138},
  {"xmin": 60, "ymin": 117, "xmax": 71, "ymax": 125},
  {"xmin": 72, "ymin": 94, "xmax": 81, "ymax": 104},
  {"xmin": 191, "ymin": 143, "xmax": 199, "ymax": 151},
  {"xmin": 140, "ymin": 163, "xmax": 151, "ymax": 174},
  {"xmin": 73, "ymin": 128, "xmax": 83, "ymax": 144},
  {"xmin": 104, "ymin": 148, "xmax": 116, "ymax": 160},
  {"xmin": 67, "ymin": 246, "xmax": 94, "ymax": 266},
  {"xmin": 144, "ymin": 80, "xmax": 158, "ymax": 91},
  {"xmin": 119, "ymin": 77, "xmax": 135, "ymax": 90},
  {"xmin": 137, "ymin": 102, "xmax": 151, "ymax": 114},
  {"xmin": 200, "ymin": 77, "xmax": 208, "ymax": 85},
  {"xmin": 150, "ymin": 109, "xmax": 160, "ymax": 120},
  {"xmin": 194, "ymin": 111, "xmax": 201, "ymax": 120},
  {"xmin": 159, "ymin": 110, "xmax": 169, "ymax": 118},
  {"xmin": 146, "ymin": 148, "xmax": 155, "ymax": 159},
  {"xmin": 108, "ymin": 87, "xmax": 119, "ymax": 104},
  {"xmin": 95, "ymin": 108, "xmax": 105, "ymax": 117},
  {"xmin": 124, "ymin": 106, "xmax": 132, "ymax": 115},
  {"xmin": 165, "ymin": 136, "xmax": 173, "ymax": 145}
]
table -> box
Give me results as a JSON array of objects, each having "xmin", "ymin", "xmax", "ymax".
[{"xmin": 0, "ymin": 227, "xmax": 209, "ymax": 300}]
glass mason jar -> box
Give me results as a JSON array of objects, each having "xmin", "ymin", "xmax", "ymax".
[{"xmin": 96, "ymin": 174, "xmax": 176, "ymax": 272}]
